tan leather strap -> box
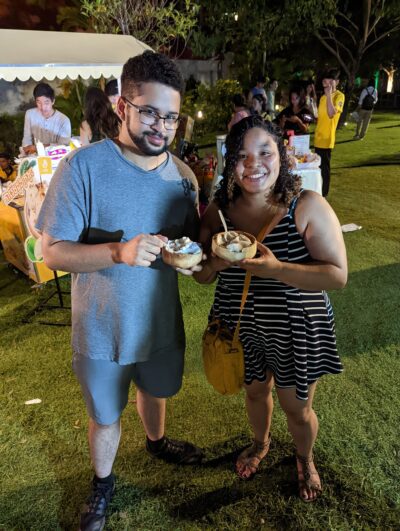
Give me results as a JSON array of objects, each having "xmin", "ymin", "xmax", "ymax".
[{"xmin": 232, "ymin": 208, "xmax": 283, "ymax": 348}]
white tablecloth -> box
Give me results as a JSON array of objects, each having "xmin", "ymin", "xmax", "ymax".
[{"xmin": 296, "ymin": 168, "xmax": 322, "ymax": 195}]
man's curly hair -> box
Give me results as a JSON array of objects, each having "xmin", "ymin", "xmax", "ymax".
[
  {"xmin": 214, "ymin": 115, "xmax": 301, "ymax": 209},
  {"xmin": 121, "ymin": 51, "xmax": 184, "ymax": 97}
]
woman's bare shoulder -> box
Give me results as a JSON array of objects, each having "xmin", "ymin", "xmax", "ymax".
[{"xmin": 295, "ymin": 190, "xmax": 335, "ymax": 232}]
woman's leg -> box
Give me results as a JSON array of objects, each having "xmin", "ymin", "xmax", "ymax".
[
  {"xmin": 276, "ymin": 382, "xmax": 322, "ymax": 501},
  {"xmin": 236, "ymin": 371, "xmax": 274, "ymax": 478}
]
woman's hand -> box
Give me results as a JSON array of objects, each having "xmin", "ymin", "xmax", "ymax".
[
  {"xmin": 239, "ymin": 242, "xmax": 281, "ymax": 278},
  {"xmin": 209, "ymin": 253, "xmax": 232, "ymax": 272}
]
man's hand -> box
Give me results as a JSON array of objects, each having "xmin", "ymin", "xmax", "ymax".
[
  {"xmin": 115, "ymin": 234, "xmax": 167, "ymax": 267},
  {"xmin": 324, "ymin": 82, "xmax": 333, "ymax": 97},
  {"xmin": 175, "ymin": 253, "xmax": 207, "ymax": 276},
  {"xmin": 176, "ymin": 251, "xmax": 231, "ymax": 277},
  {"xmin": 23, "ymin": 145, "xmax": 37, "ymax": 155}
]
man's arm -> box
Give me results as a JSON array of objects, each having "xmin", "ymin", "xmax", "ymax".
[
  {"xmin": 57, "ymin": 115, "xmax": 72, "ymax": 145},
  {"xmin": 41, "ymin": 232, "xmax": 166, "ymax": 273},
  {"xmin": 22, "ymin": 110, "xmax": 33, "ymax": 147},
  {"xmin": 358, "ymin": 88, "xmax": 367, "ymax": 107},
  {"xmin": 325, "ymin": 89, "xmax": 337, "ymax": 119}
]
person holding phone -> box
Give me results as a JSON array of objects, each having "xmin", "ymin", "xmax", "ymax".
[
  {"xmin": 314, "ymin": 70, "xmax": 345, "ymax": 197},
  {"xmin": 276, "ymin": 85, "xmax": 314, "ymax": 138}
]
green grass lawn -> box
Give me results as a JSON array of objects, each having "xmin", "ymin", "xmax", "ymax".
[{"xmin": 1, "ymin": 111, "xmax": 400, "ymax": 530}]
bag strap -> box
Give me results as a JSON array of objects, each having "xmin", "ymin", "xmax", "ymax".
[{"xmin": 232, "ymin": 208, "xmax": 283, "ymax": 347}]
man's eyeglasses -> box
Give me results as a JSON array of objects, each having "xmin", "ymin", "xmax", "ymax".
[{"xmin": 123, "ymin": 97, "xmax": 180, "ymax": 130}]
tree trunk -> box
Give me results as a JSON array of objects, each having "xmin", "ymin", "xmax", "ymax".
[
  {"xmin": 338, "ymin": 82, "xmax": 355, "ymax": 127},
  {"xmin": 338, "ymin": 66, "xmax": 358, "ymax": 128}
]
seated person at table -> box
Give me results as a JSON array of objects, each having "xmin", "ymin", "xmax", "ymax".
[
  {"xmin": 80, "ymin": 87, "xmax": 120, "ymax": 146},
  {"xmin": 250, "ymin": 94, "xmax": 270, "ymax": 121},
  {"xmin": 0, "ymin": 152, "xmax": 17, "ymax": 183},
  {"xmin": 22, "ymin": 83, "xmax": 71, "ymax": 155},
  {"xmin": 227, "ymin": 94, "xmax": 250, "ymax": 131},
  {"xmin": 276, "ymin": 86, "xmax": 314, "ymax": 137}
]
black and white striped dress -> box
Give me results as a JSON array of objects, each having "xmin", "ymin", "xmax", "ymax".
[{"xmin": 212, "ymin": 195, "xmax": 343, "ymax": 400}]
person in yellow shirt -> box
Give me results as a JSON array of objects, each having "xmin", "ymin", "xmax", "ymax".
[
  {"xmin": 314, "ymin": 70, "xmax": 345, "ymax": 197},
  {"xmin": 0, "ymin": 152, "xmax": 17, "ymax": 184}
]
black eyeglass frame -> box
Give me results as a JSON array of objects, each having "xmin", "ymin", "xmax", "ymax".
[{"xmin": 122, "ymin": 97, "xmax": 180, "ymax": 130}]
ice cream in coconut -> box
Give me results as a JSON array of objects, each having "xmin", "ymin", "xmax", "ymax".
[
  {"xmin": 212, "ymin": 230, "xmax": 257, "ymax": 262},
  {"xmin": 162, "ymin": 237, "xmax": 202, "ymax": 268}
]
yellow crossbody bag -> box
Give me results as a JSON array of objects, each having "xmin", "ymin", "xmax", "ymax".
[{"xmin": 202, "ymin": 213, "xmax": 279, "ymax": 395}]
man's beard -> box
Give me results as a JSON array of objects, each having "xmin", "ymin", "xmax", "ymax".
[{"xmin": 127, "ymin": 128, "xmax": 169, "ymax": 156}]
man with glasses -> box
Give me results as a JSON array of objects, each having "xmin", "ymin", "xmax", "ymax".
[{"xmin": 37, "ymin": 51, "xmax": 203, "ymax": 531}]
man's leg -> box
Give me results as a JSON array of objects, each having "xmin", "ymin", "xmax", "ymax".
[
  {"xmin": 89, "ymin": 418, "xmax": 121, "ymax": 478},
  {"xmin": 136, "ymin": 388, "xmax": 165, "ymax": 441},
  {"xmin": 315, "ymin": 147, "xmax": 331, "ymax": 197},
  {"xmin": 355, "ymin": 113, "xmax": 361, "ymax": 137},
  {"xmin": 133, "ymin": 352, "xmax": 204, "ymax": 465},
  {"xmin": 135, "ymin": 386, "xmax": 204, "ymax": 464},
  {"xmin": 73, "ymin": 357, "xmax": 133, "ymax": 531},
  {"xmin": 360, "ymin": 110, "xmax": 372, "ymax": 138}
]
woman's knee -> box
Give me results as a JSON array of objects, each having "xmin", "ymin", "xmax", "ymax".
[
  {"xmin": 285, "ymin": 406, "xmax": 314, "ymax": 426},
  {"xmin": 244, "ymin": 378, "xmax": 274, "ymax": 401}
]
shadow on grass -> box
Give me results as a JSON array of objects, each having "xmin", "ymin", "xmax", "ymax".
[
  {"xmin": 331, "ymin": 263, "xmax": 400, "ymax": 357},
  {"xmin": 168, "ymin": 438, "xmax": 400, "ymax": 529},
  {"xmin": 335, "ymin": 139, "xmax": 357, "ymax": 145},
  {"xmin": 363, "ymin": 113, "xmax": 399, "ymax": 124},
  {"xmin": 0, "ymin": 263, "xmax": 71, "ymax": 330},
  {"xmin": 377, "ymin": 123, "xmax": 400, "ymax": 129},
  {"xmin": 338, "ymin": 152, "xmax": 400, "ymax": 167}
]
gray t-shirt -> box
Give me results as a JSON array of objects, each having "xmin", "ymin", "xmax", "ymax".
[
  {"xmin": 36, "ymin": 139, "xmax": 199, "ymax": 364},
  {"xmin": 22, "ymin": 108, "xmax": 71, "ymax": 146}
]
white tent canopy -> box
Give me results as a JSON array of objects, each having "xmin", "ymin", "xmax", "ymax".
[{"xmin": 0, "ymin": 29, "xmax": 151, "ymax": 82}]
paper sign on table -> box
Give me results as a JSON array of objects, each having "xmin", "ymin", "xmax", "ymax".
[
  {"xmin": 291, "ymin": 135, "xmax": 310, "ymax": 155},
  {"xmin": 2, "ymin": 167, "xmax": 35, "ymax": 205}
]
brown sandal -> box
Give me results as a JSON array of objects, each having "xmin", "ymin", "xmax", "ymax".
[
  {"xmin": 236, "ymin": 435, "xmax": 271, "ymax": 480},
  {"xmin": 296, "ymin": 453, "xmax": 322, "ymax": 502}
]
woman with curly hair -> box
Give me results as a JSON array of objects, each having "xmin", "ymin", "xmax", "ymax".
[
  {"xmin": 80, "ymin": 87, "xmax": 121, "ymax": 145},
  {"xmin": 195, "ymin": 115, "xmax": 347, "ymax": 501}
]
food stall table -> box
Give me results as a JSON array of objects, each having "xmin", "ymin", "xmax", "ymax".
[{"xmin": 0, "ymin": 197, "xmax": 67, "ymax": 283}]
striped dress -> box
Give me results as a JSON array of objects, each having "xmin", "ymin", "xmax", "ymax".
[{"xmin": 211, "ymin": 195, "xmax": 343, "ymax": 400}]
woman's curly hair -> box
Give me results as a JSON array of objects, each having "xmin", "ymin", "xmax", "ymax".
[{"xmin": 214, "ymin": 115, "xmax": 301, "ymax": 209}]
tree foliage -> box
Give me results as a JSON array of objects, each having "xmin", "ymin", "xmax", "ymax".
[
  {"xmin": 190, "ymin": 0, "xmax": 338, "ymax": 85},
  {"xmin": 80, "ymin": 0, "xmax": 199, "ymax": 56},
  {"xmin": 313, "ymin": 0, "xmax": 400, "ymax": 82},
  {"xmin": 190, "ymin": 0, "xmax": 400, "ymax": 119},
  {"xmin": 181, "ymin": 79, "xmax": 242, "ymax": 136}
]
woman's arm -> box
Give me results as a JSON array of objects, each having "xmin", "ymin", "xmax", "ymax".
[{"xmin": 240, "ymin": 192, "xmax": 347, "ymax": 290}]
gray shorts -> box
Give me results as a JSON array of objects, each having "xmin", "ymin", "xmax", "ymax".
[{"xmin": 72, "ymin": 350, "xmax": 184, "ymax": 425}]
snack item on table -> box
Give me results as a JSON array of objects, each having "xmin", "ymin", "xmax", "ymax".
[
  {"xmin": 295, "ymin": 152, "xmax": 318, "ymax": 164},
  {"xmin": 162, "ymin": 237, "xmax": 203, "ymax": 268},
  {"xmin": 212, "ymin": 230, "xmax": 257, "ymax": 262}
]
